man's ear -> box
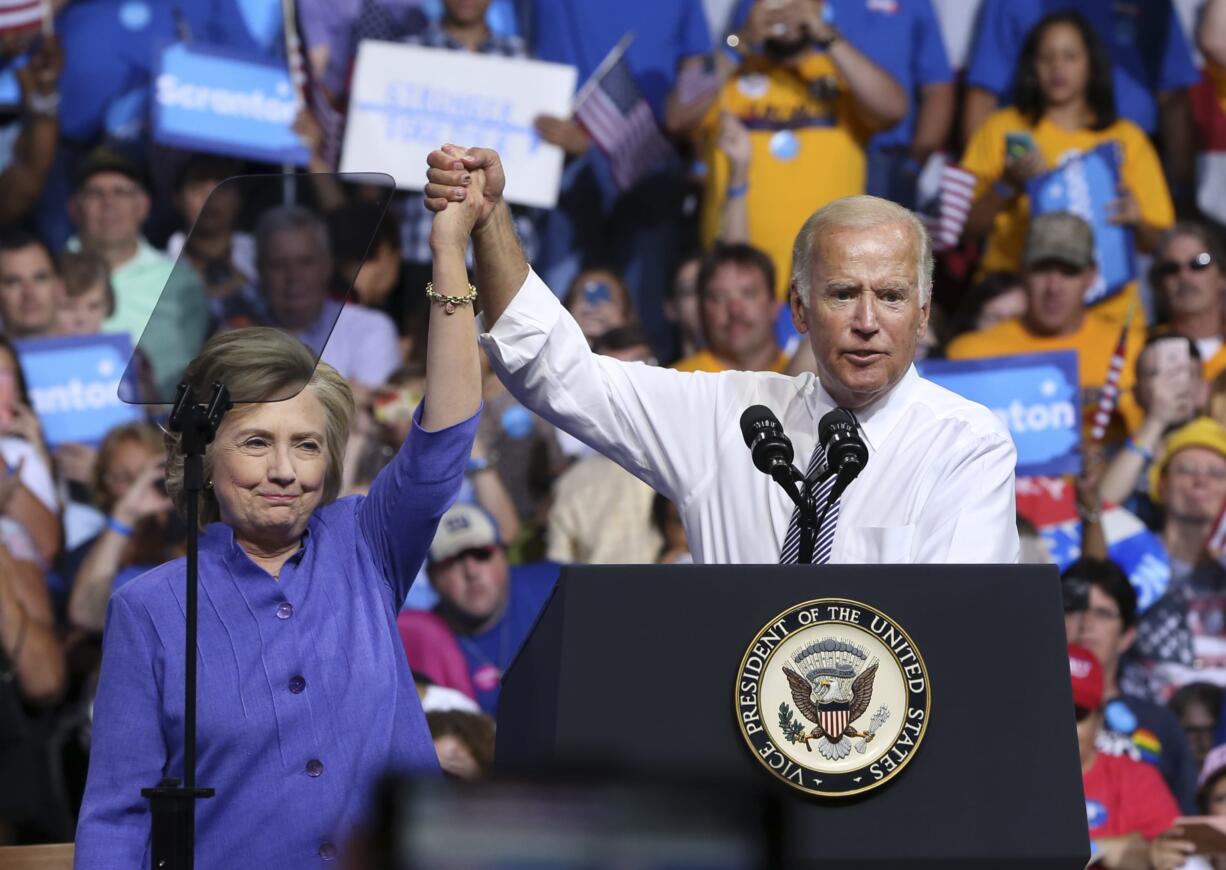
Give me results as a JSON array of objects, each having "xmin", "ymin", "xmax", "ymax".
[
  {"xmin": 135, "ymin": 190, "xmax": 151, "ymax": 225},
  {"xmin": 790, "ymin": 281, "xmax": 808, "ymax": 334},
  {"xmin": 916, "ymin": 298, "xmax": 931, "ymax": 339},
  {"xmin": 1119, "ymin": 625, "xmax": 1136, "ymax": 656}
]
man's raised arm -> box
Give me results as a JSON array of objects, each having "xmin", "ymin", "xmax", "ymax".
[{"xmin": 424, "ymin": 145, "xmax": 528, "ymax": 326}]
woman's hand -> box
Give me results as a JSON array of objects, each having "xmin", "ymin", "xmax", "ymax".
[
  {"xmin": 1149, "ymin": 828, "xmax": 1196, "ymax": 870},
  {"xmin": 0, "ymin": 456, "xmax": 23, "ymax": 512},
  {"xmin": 1, "ymin": 402, "xmax": 44, "ymax": 446},
  {"xmin": 424, "ymin": 145, "xmax": 504, "ymax": 234},
  {"xmin": 427, "ymin": 150, "xmax": 488, "ymax": 252},
  {"xmin": 1002, "ymin": 150, "xmax": 1045, "ymax": 193},
  {"xmin": 1108, "ymin": 184, "xmax": 1142, "ymax": 227},
  {"xmin": 717, "ymin": 112, "xmax": 752, "ymax": 186},
  {"xmin": 111, "ymin": 463, "xmax": 172, "ymax": 528}
]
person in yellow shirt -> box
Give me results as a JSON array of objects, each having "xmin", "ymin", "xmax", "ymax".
[
  {"xmin": 960, "ymin": 10, "xmax": 1173, "ymax": 328},
  {"xmin": 692, "ymin": 0, "xmax": 905, "ymax": 299},
  {"xmin": 673, "ymin": 242, "xmax": 788, "ymax": 374},
  {"xmin": 1150, "ymin": 224, "xmax": 1226, "ymax": 384},
  {"xmin": 947, "ymin": 212, "xmax": 1144, "ymax": 433}
]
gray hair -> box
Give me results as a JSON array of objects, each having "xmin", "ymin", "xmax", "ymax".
[
  {"xmin": 164, "ymin": 327, "xmax": 355, "ymax": 528},
  {"xmin": 255, "ymin": 205, "xmax": 331, "ymax": 265},
  {"xmin": 790, "ymin": 195, "xmax": 934, "ymax": 306}
]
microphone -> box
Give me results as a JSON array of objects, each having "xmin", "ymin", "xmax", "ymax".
[
  {"xmin": 818, "ymin": 408, "xmax": 868, "ymax": 502},
  {"xmin": 740, "ymin": 405, "xmax": 803, "ymax": 507}
]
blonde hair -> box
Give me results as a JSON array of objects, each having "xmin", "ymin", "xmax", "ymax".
[
  {"xmin": 164, "ymin": 327, "xmax": 355, "ymax": 528},
  {"xmin": 92, "ymin": 421, "xmax": 164, "ymax": 513},
  {"xmin": 790, "ymin": 195, "xmax": 933, "ymax": 306}
]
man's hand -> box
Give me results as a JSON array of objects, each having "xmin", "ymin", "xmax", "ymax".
[
  {"xmin": 427, "ymin": 147, "xmax": 489, "ymax": 250},
  {"xmin": 534, "ymin": 116, "xmax": 590, "ymax": 157},
  {"xmin": 424, "ymin": 145, "xmax": 505, "ymax": 232},
  {"xmin": 16, "ymin": 34, "xmax": 61, "ymax": 105}
]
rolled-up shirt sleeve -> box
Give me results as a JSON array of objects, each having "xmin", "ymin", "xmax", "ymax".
[
  {"xmin": 913, "ymin": 430, "xmax": 1020, "ymax": 564},
  {"xmin": 479, "ymin": 269, "xmax": 724, "ymax": 505},
  {"xmin": 358, "ymin": 404, "xmax": 480, "ymax": 607},
  {"xmin": 75, "ymin": 594, "xmax": 166, "ymax": 868}
]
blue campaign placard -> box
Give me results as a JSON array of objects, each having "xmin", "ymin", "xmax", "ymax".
[
  {"xmin": 1028, "ymin": 142, "xmax": 1136, "ymax": 305},
  {"xmin": 153, "ymin": 42, "xmax": 308, "ymax": 166},
  {"xmin": 15, "ymin": 334, "xmax": 144, "ymax": 448},
  {"xmin": 918, "ymin": 350, "xmax": 1081, "ymax": 477}
]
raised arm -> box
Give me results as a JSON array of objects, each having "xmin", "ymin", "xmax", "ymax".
[
  {"xmin": 425, "ymin": 146, "xmax": 527, "ymax": 329},
  {"xmin": 425, "ymin": 145, "xmax": 728, "ymax": 505},
  {"xmin": 355, "ymin": 158, "xmax": 483, "ymax": 602}
]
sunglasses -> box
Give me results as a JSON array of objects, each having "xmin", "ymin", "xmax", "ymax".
[
  {"xmin": 1154, "ymin": 252, "xmax": 1213, "ymax": 280},
  {"xmin": 435, "ymin": 546, "xmax": 497, "ymax": 571}
]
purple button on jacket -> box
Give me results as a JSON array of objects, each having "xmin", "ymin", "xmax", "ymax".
[{"xmin": 75, "ymin": 407, "xmax": 479, "ymax": 868}]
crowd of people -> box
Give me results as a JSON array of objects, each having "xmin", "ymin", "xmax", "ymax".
[{"xmin": 1, "ymin": 0, "xmax": 1226, "ymax": 864}]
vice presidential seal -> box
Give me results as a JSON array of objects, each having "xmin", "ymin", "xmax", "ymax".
[{"xmin": 734, "ymin": 598, "xmax": 930, "ymax": 797}]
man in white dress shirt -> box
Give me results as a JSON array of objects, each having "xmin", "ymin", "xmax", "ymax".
[{"xmin": 425, "ymin": 145, "xmax": 1020, "ymax": 564}]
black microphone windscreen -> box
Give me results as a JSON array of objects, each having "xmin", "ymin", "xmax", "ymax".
[
  {"xmin": 740, "ymin": 405, "xmax": 781, "ymax": 448},
  {"xmin": 818, "ymin": 408, "xmax": 857, "ymax": 443}
]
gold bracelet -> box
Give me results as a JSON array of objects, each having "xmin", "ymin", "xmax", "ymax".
[{"xmin": 425, "ymin": 281, "xmax": 478, "ymax": 314}]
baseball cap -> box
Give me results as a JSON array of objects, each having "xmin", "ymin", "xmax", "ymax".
[
  {"xmin": 1023, "ymin": 212, "xmax": 1095, "ymax": 271},
  {"xmin": 1198, "ymin": 744, "xmax": 1226, "ymax": 802},
  {"xmin": 1148, "ymin": 417, "xmax": 1226, "ymax": 503},
  {"xmin": 428, "ymin": 504, "xmax": 499, "ymax": 564},
  {"xmin": 1068, "ymin": 643, "xmax": 1104, "ymax": 712},
  {"xmin": 73, "ymin": 146, "xmax": 147, "ymax": 192}
]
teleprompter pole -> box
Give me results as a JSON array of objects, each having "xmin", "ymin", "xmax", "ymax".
[{"xmin": 141, "ymin": 381, "xmax": 230, "ymax": 869}]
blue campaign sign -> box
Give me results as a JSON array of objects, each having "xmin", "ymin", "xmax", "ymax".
[
  {"xmin": 1028, "ymin": 142, "xmax": 1136, "ymax": 305},
  {"xmin": 918, "ymin": 351, "xmax": 1081, "ymax": 477},
  {"xmin": 15, "ymin": 334, "xmax": 144, "ymax": 448},
  {"xmin": 153, "ymin": 42, "xmax": 308, "ymax": 165}
]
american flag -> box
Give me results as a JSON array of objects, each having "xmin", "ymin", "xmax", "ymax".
[
  {"xmin": 0, "ymin": 0, "xmax": 45, "ymax": 35},
  {"xmin": 574, "ymin": 34, "xmax": 673, "ymax": 192},
  {"xmin": 931, "ymin": 163, "xmax": 976, "ymax": 251},
  {"xmin": 283, "ymin": 0, "xmax": 344, "ymax": 167},
  {"xmin": 1088, "ymin": 301, "xmax": 1137, "ymax": 442}
]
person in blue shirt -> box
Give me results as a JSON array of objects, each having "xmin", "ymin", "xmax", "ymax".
[
  {"xmin": 524, "ymin": 0, "xmax": 712, "ymax": 358},
  {"xmin": 728, "ymin": 0, "xmax": 955, "ymax": 210},
  {"xmin": 425, "ymin": 503, "xmax": 559, "ymax": 715},
  {"xmin": 74, "ymin": 173, "xmax": 485, "ymax": 867},
  {"xmin": 960, "ymin": 0, "xmax": 1197, "ymax": 201}
]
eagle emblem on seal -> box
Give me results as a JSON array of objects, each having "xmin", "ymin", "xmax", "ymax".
[{"xmin": 781, "ymin": 638, "xmax": 890, "ymax": 761}]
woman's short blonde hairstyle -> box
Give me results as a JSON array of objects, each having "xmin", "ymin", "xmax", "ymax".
[
  {"xmin": 92, "ymin": 420, "xmax": 164, "ymax": 513},
  {"xmin": 790, "ymin": 195, "xmax": 934, "ymax": 306},
  {"xmin": 164, "ymin": 327, "xmax": 355, "ymax": 528}
]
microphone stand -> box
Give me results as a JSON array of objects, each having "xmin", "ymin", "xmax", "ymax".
[{"xmin": 142, "ymin": 382, "xmax": 230, "ymax": 870}]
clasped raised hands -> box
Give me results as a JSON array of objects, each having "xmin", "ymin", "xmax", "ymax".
[{"xmin": 424, "ymin": 145, "xmax": 506, "ymax": 250}]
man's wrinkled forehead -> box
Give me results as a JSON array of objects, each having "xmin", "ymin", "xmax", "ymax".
[{"xmin": 810, "ymin": 223, "xmax": 919, "ymax": 289}]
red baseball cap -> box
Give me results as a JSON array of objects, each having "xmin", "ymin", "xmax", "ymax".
[{"xmin": 1068, "ymin": 644, "xmax": 1104, "ymax": 711}]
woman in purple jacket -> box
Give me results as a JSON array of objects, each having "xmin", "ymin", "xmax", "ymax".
[{"xmin": 74, "ymin": 171, "xmax": 488, "ymax": 867}]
